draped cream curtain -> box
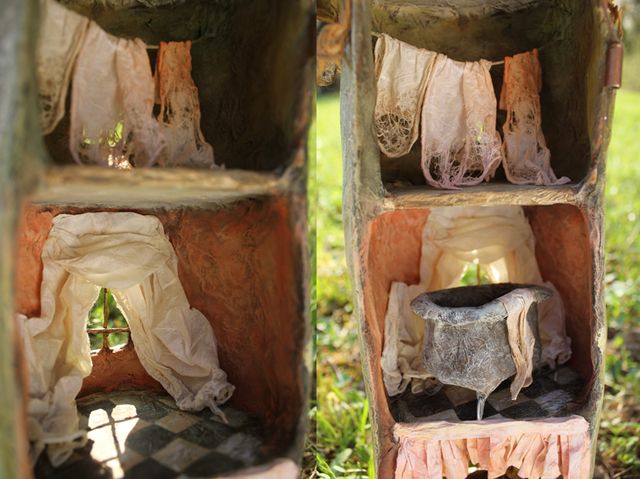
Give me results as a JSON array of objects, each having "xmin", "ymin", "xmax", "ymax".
[{"xmin": 18, "ymin": 212, "xmax": 233, "ymax": 466}]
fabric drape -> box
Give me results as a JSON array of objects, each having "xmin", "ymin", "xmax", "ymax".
[
  {"xmin": 19, "ymin": 212, "xmax": 233, "ymax": 466},
  {"xmin": 420, "ymin": 56, "xmax": 503, "ymax": 189},
  {"xmin": 69, "ymin": 23, "xmax": 165, "ymax": 167},
  {"xmin": 382, "ymin": 206, "xmax": 572, "ymax": 397},
  {"xmin": 500, "ymin": 49, "xmax": 570, "ymax": 186},
  {"xmin": 394, "ymin": 416, "xmax": 591, "ymax": 479},
  {"xmin": 37, "ymin": 0, "xmax": 88, "ymax": 134},
  {"xmin": 498, "ymin": 288, "xmax": 538, "ymax": 399},
  {"xmin": 156, "ymin": 41, "xmax": 215, "ymax": 168},
  {"xmin": 374, "ymin": 34, "xmax": 436, "ymax": 158}
]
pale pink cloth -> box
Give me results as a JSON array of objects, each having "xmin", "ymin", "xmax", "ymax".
[
  {"xmin": 499, "ymin": 288, "xmax": 538, "ymax": 400},
  {"xmin": 500, "ymin": 49, "xmax": 570, "ymax": 186},
  {"xmin": 394, "ymin": 416, "xmax": 591, "ymax": 479}
]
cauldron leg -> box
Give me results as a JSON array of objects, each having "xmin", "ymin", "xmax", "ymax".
[{"xmin": 476, "ymin": 392, "xmax": 487, "ymax": 420}]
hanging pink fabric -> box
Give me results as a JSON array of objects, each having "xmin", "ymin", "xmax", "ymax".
[
  {"xmin": 500, "ymin": 49, "xmax": 570, "ymax": 185},
  {"xmin": 499, "ymin": 288, "xmax": 538, "ymax": 400},
  {"xmin": 69, "ymin": 22, "xmax": 164, "ymax": 167},
  {"xmin": 156, "ymin": 41, "xmax": 215, "ymax": 168},
  {"xmin": 394, "ymin": 416, "xmax": 591, "ymax": 479},
  {"xmin": 420, "ymin": 55, "xmax": 503, "ymax": 189}
]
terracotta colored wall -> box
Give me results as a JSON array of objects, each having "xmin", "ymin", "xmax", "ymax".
[
  {"xmin": 15, "ymin": 197, "xmax": 303, "ymax": 450},
  {"xmin": 362, "ymin": 209, "xmax": 429, "ymax": 420},
  {"xmin": 527, "ymin": 205, "xmax": 594, "ymax": 380}
]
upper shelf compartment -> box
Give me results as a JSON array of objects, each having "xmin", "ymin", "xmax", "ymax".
[
  {"xmin": 42, "ymin": 0, "xmax": 312, "ymax": 173},
  {"xmin": 365, "ymin": 0, "xmax": 616, "ymax": 192}
]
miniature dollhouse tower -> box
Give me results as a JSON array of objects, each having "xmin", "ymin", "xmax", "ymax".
[
  {"xmin": 337, "ymin": 0, "xmax": 622, "ymax": 477},
  {"xmin": 0, "ymin": 1, "xmax": 312, "ymax": 478}
]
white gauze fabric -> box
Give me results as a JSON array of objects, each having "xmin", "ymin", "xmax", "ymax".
[
  {"xmin": 421, "ymin": 56, "xmax": 503, "ymax": 189},
  {"xmin": 156, "ymin": 41, "xmax": 215, "ymax": 168},
  {"xmin": 381, "ymin": 206, "xmax": 572, "ymax": 397},
  {"xmin": 37, "ymin": 0, "xmax": 88, "ymax": 134},
  {"xmin": 69, "ymin": 22, "xmax": 165, "ymax": 167},
  {"xmin": 374, "ymin": 34, "xmax": 436, "ymax": 157},
  {"xmin": 18, "ymin": 212, "xmax": 233, "ymax": 467},
  {"xmin": 500, "ymin": 49, "xmax": 570, "ymax": 185}
]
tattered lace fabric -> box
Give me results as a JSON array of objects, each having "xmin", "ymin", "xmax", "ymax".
[
  {"xmin": 421, "ymin": 56, "xmax": 503, "ymax": 189},
  {"xmin": 156, "ymin": 41, "xmax": 215, "ymax": 168},
  {"xmin": 374, "ymin": 34, "xmax": 436, "ymax": 157},
  {"xmin": 394, "ymin": 416, "xmax": 591, "ymax": 479},
  {"xmin": 69, "ymin": 22, "xmax": 165, "ymax": 167},
  {"xmin": 37, "ymin": 0, "xmax": 88, "ymax": 134},
  {"xmin": 500, "ymin": 49, "xmax": 570, "ymax": 185}
]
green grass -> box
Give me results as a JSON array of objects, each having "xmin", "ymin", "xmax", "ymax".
[{"xmin": 313, "ymin": 89, "xmax": 640, "ymax": 478}]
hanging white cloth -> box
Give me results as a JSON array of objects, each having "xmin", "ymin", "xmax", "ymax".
[
  {"xmin": 156, "ymin": 41, "xmax": 216, "ymax": 168},
  {"xmin": 69, "ymin": 22, "xmax": 165, "ymax": 167},
  {"xmin": 382, "ymin": 206, "xmax": 572, "ymax": 397},
  {"xmin": 18, "ymin": 212, "xmax": 233, "ymax": 467},
  {"xmin": 500, "ymin": 49, "xmax": 570, "ymax": 185},
  {"xmin": 373, "ymin": 34, "xmax": 436, "ymax": 158},
  {"xmin": 36, "ymin": 0, "xmax": 88, "ymax": 134},
  {"xmin": 420, "ymin": 56, "xmax": 503, "ymax": 189}
]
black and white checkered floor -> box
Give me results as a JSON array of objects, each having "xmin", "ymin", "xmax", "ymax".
[
  {"xmin": 390, "ymin": 365, "xmax": 585, "ymax": 423},
  {"xmin": 35, "ymin": 390, "xmax": 267, "ymax": 479}
]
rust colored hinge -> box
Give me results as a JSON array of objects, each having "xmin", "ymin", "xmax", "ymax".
[
  {"xmin": 605, "ymin": 42, "xmax": 623, "ymax": 89},
  {"xmin": 317, "ymin": 0, "xmax": 352, "ymax": 87}
]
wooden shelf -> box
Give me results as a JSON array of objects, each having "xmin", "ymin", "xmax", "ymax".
[
  {"xmin": 30, "ymin": 166, "xmax": 284, "ymax": 209},
  {"xmin": 383, "ymin": 181, "xmax": 587, "ymax": 209}
]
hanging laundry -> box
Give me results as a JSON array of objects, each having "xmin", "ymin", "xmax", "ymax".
[
  {"xmin": 69, "ymin": 23, "xmax": 164, "ymax": 167},
  {"xmin": 37, "ymin": 0, "xmax": 88, "ymax": 134},
  {"xmin": 374, "ymin": 34, "xmax": 436, "ymax": 158},
  {"xmin": 421, "ymin": 56, "xmax": 503, "ymax": 189},
  {"xmin": 500, "ymin": 49, "xmax": 570, "ymax": 185},
  {"xmin": 156, "ymin": 41, "xmax": 216, "ymax": 168}
]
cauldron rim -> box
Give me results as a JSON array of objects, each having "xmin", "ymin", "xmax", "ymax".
[{"xmin": 411, "ymin": 283, "xmax": 552, "ymax": 326}]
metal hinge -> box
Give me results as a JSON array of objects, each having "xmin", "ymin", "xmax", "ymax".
[{"xmin": 605, "ymin": 42, "xmax": 623, "ymax": 89}]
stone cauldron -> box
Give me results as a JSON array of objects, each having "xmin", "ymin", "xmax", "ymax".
[{"xmin": 411, "ymin": 283, "xmax": 552, "ymax": 420}]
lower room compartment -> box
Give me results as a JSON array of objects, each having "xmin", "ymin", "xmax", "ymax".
[
  {"xmin": 361, "ymin": 204, "xmax": 596, "ymax": 477},
  {"xmin": 16, "ymin": 196, "xmax": 306, "ymax": 479}
]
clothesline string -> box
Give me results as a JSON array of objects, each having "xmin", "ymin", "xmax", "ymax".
[{"xmin": 371, "ymin": 31, "xmax": 556, "ymax": 67}]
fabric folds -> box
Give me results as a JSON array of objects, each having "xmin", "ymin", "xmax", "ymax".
[
  {"xmin": 500, "ymin": 49, "xmax": 570, "ymax": 185},
  {"xmin": 37, "ymin": 0, "xmax": 89, "ymax": 134},
  {"xmin": 420, "ymin": 56, "xmax": 503, "ymax": 189},
  {"xmin": 374, "ymin": 34, "xmax": 436, "ymax": 158},
  {"xmin": 498, "ymin": 288, "xmax": 538, "ymax": 399},
  {"xmin": 394, "ymin": 416, "xmax": 591, "ymax": 479},
  {"xmin": 156, "ymin": 41, "xmax": 215, "ymax": 168},
  {"xmin": 69, "ymin": 23, "xmax": 164, "ymax": 167},
  {"xmin": 19, "ymin": 212, "xmax": 233, "ymax": 466}
]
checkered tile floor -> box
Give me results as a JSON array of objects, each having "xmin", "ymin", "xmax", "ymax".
[
  {"xmin": 35, "ymin": 390, "xmax": 266, "ymax": 479},
  {"xmin": 390, "ymin": 365, "xmax": 585, "ymax": 423}
]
